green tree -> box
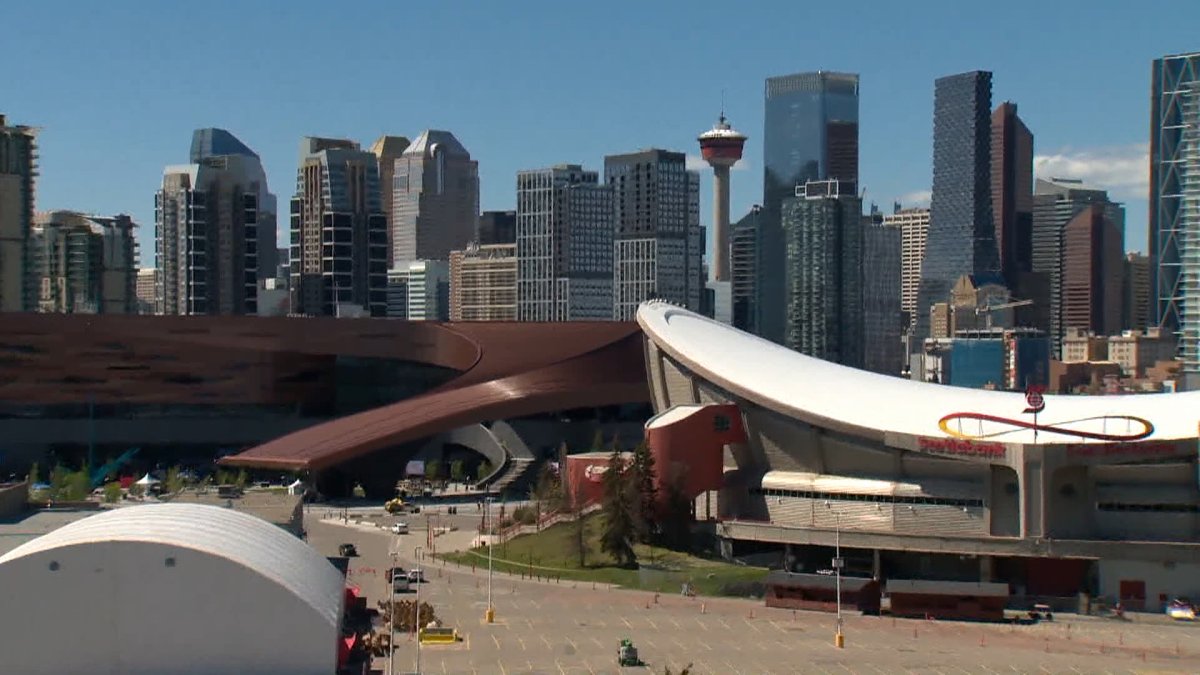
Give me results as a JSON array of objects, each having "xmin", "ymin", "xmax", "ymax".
[
  {"xmin": 476, "ymin": 461, "xmax": 493, "ymax": 482},
  {"xmin": 48, "ymin": 464, "xmax": 70, "ymax": 501},
  {"xmin": 424, "ymin": 460, "xmax": 441, "ymax": 481},
  {"xmin": 629, "ymin": 441, "xmax": 658, "ymax": 544},
  {"xmin": 234, "ymin": 469, "xmax": 249, "ymax": 489},
  {"xmin": 27, "ymin": 462, "xmax": 39, "ymax": 486},
  {"xmin": 102, "ymin": 482, "xmax": 122, "ymax": 504},
  {"xmin": 64, "ymin": 467, "xmax": 91, "ymax": 501},
  {"xmin": 660, "ymin": 464, "xmax": 694, "ymax": 551},
  {"xmin": 599, "ymin": 448, "xmax": 636, "ymax": 568},
  {"xmin": 165, "ymin": 466, "xmax": 185, "ymax": 495},
  {"xmin": 449, "ymin": 459, "xmax": 465, "ymax": 482}
]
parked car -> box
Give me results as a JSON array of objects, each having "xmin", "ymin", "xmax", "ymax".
[
  {"xmin": 338, "ymin": 543, "xmax": 358, "ymax": 557},
  {"xmin": 407, "ymin": 569, "xmax": 426, "ymax": 583},
  {"xmin": 391, "ymin": 522, "xmax": 409, "ymax": 535},
  {"xmin": 392, "ymin": 575, "xmax": 410, "ymax": 593}
]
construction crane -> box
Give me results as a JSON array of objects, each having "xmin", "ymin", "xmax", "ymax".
[{"xmin": 975, "ymin": 298, "xmax": 1034, "ymax": 330}]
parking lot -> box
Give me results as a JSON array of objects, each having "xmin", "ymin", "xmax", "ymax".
[{"xmin": 309, "ymin": 515, "xmax": 1200, "ymax": 675}]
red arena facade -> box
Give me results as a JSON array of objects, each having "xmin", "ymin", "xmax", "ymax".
[
  {"xmin": 638, "ymin": 301, "xmax": 1200, "ymax": 612},
  {"xmin": 0, "ymin": 314, "xmax": 649, "ymax": 496}
]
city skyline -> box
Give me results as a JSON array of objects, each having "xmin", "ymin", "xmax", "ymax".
[{"xmin": 8, "ymin": 1, "xmax": 1196, "ymax": 269}]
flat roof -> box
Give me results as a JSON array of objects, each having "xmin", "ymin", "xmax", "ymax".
[{"xmin": 637, "ymin": 302, "xmax": 1200, "ymax": 445}]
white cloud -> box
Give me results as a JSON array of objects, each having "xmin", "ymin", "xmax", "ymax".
[
  {"xmin": 685, "ymin": 154, "xmax": 749, "ymax": 173},
  {"xmin": 897, "ymin": 190, "xmax": 931, "ymax": 207},
  {"xmin": 1033, "ymin": 143, "xmax": 1148, "ymax": 199}
]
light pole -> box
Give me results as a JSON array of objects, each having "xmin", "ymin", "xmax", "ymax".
[
  {"xmin": 833, "ymin": 509, "xmax": 844, "ymax": 649},
  {"xmin": 414, "ymin": 545, "xmax": 423, "ymax": 675},
  {"xmin": 387, "ymin": 549, "xmax": 397, "ymax": 675},
  {"xmin": 485, "ymin": 496, "xmax": 495, "ymax": 623}
]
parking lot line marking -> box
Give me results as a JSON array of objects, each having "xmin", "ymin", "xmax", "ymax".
[
  {"xmin": 768, "ymin": 620, "xmax": 787, "ymax": 633},
  {"xmin": 718, "ymin": 618, "xmax": 732, "ymax": 629},
  {"xmin": 694, "ymin": 617, "xmax": 709, "ymax": 631},
  {"xmin": 742, "ymin": 617, "xmax": 762, "ymax": 632},
  {"xmin": 556, "ymin": 659, "xmax": 567, "ymax": 675},
  {"xmin": 441, "ymin": 660, "xmax": 448, "ymax": 674},
  {"xmin": 622, "ymin": 617, "xmax": 633, "ymax": 629},
  {"xmin": 541, "ymin": 634, "xmax": 552, "ymax": 650},
  {"xmin": 567, "ymin": 636, "xmax": 577, "ymax": 650},
  {"xmin": 591, "ymin": 636, "xmax": 603, "ymax": 648},
  {"xmin": 492, "ymin": 634, "xmax": 501, "ymax": 649},
  {"xmin": 671, "ymin": 617, "xmax": 681, "ymax": 628},
  {"xmin": 586, "ymin": 662, "xmax": 596, "ymax": 675},
  {"xmin": 517, "ymin": 636, "xmax": 527, "ymax": 651},
  {"xmin": 647, "ymin": 618, "xmax": 658, "ymax": 629},
  {"xmin": 498, "ymin": 659, "xmax": 507, "ymax": 675}
]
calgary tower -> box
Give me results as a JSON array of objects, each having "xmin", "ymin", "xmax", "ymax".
[{"xmin": 697, "ymin": 111, "xmax": 747, "ymax": 282}]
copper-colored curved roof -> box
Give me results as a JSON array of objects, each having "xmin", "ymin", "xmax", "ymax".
[
  {"xmin": 221, "ymin": 321, "xmax": 648, "ymax": 471},
  {"xmin": 0, "ymin": 314, "xmax": 648, "ymax": 471}
]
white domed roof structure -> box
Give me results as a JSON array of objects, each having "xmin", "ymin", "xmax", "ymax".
[{"xmin": 0, "ymin": 503, "xmax": 344, "ymax": 675}]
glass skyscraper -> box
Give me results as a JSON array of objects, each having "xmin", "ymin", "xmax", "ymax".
[
  {"xmin": 914, "ymin": 71, "xmax": 1000, "ymax": 338},
  {"xmin": 782, "ymin": 179, "xmax": 863, "ymax": 367},
  {"xmin": 1150, "ymin": 52, "xmax": 1200, "ymax": 387},
  {"xmin": 758, "ymin": 71, "xmax": 859, "ymax": 344}
]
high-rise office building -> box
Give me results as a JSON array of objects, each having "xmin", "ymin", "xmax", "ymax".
[
  {"xmin": 478, "ymin": 210, "xmax": 516, "ymax": 245},
  {"xmin": 1150, "ymin": 51, "xmax": 1200, "ymax": 385},
  {"xmin": 404, "ymin": 259, "xmax": 449, "ymax": 321},
  {"xmin": 516, "ymin": 165, "xmax": 613, "ymax": 321},
  {"xmin": 156, "ymin": 154, "xmax": 264, "ymax": 315},
  {"xmin": 883, "ymin": 206, "xmax": 930, "ymax": 328},
  {"xmin": 0, "ymin": 114, "xmax": 38, "ymax": 312},
  {"xmin": 915, "ymin": 71, "xmax": 1000, "ymax": 338},
  {"xmin": 1061, "ymin": 204, "xmax": 1125, "ymax": 338},
  {"xmin": 369, "ymin": 135, "xmax": 411, "ymax": 268},
  {"xmin": 607, "ymin": 149, "xmax": 703, "ymax": 320},
  {"xmin": 1031, "ymin": 178, "xmax": 1124, "ymax": 349},
  {"xmin": 290, "ymin": 137, "xmax": 388, "ymax": 317},
  {"xmin": 135, "ymin": 268, "xmax": 158, "ymax": 314},
  {"xmin": 759, "ymin": 71, "xmax": 859, "ymax": 343},
  {"xmin": 190, "ymin": 128, "xmax": 278, "ymax": 284},
  {"xmin": 863, "ymin": 214, "xmax": 904, "ymax": 375},
  {"xmin": 1123, "ymin": 252, "xmax": 1151, "ymax": 331},
  {"xmin": 730, "ymin": 205, "xmax": 761, "ymax": 332},
  {"xmin": 391, "ymin": 130, "xmax": 478, "ymax": 266},
  {"xmin": 991, "ymin": 102, "xmax": 1034, "ymax": 290},
  {"xmin": 782, "ymin": 179, "xmax": 863, "ymax": 367},
  {"xmin": 449, "ymin": 242, "xmax": 517, "ymax": 321},
  {"xmin": 30, "ymin": 211, "xmax": 136, "ymax": 314}
]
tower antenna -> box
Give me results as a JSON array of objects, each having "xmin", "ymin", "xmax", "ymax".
[{"xmin": 720, "ymin": 89, "xmax": 726, "ymax": 121}]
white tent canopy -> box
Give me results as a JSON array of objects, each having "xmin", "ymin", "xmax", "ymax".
[
  {"xmin": 287, "ymin": 479, "xmax": 306, "ymax": 495},
  {"xmin": 135, "ymin": 473, "xmax": 160, "ymax": 486}
]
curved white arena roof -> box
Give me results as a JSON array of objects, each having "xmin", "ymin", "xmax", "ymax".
[
  {"xmin": 0, "ymin": 503, "xmax": 344, "ymax": 627},
  {"xmin": 638, "ymin": 302, "xmax": 1200, "ymax": 445}
]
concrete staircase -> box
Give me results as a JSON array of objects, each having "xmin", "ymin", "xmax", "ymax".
[{"xmin": 488, "ymin": 457, "xmax": 538, "ymax": 497}]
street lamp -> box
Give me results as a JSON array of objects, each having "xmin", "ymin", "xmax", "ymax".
[
  {"xmin": 484, "ymin": 496, "xmax": 495, "ymax": 623},
  {"xmin": 387, "ymin": 549, "xmax": 398, "ymax": 675},
  {"xmin": 833, "ymin": 508, "xmax": 844, "ymax": 649},
  {"xmin": 414, "ymin": 545, "xmax": 424, "ymax": 675}
]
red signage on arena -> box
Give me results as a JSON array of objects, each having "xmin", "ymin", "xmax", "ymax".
[{"xmin": 917, "ymin": 436, "xmax": 1006, "ymax": 458}]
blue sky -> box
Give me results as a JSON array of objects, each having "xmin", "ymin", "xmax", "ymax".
[{"xmin": 8, "ymin": 0, "xmax": 1199, "ymax": 265}]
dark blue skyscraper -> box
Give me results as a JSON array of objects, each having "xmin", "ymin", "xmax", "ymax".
[
  {"xmin": 758, "ymin": 71, "xmax": 859, "ymax": 344},
  {"xmin": 915, "ymin": 71, "xmax": 1000, "ymax": 338}
]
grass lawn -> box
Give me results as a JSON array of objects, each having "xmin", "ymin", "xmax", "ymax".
[{"xmin": 438, "ymin": 513, "xmax": 767, "ymax": 597}]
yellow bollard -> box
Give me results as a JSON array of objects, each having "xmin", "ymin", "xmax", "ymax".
[
  {"xmin": 485, "ymin": 607, "xmax": 495, "ymax": 624},
  {"xmin": 835, "ymin": 631, "xmax": 845, "ymax": 649}
]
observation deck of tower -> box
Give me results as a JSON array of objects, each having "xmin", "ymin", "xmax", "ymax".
[{"xmin": 698, "ymin": 113, "xmax": 747, "ymax": 282}]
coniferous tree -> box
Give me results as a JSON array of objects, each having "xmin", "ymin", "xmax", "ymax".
[
  {"xmin": 599, "ymin": 447, "xmax": 636, "ymax": 567},
  {"xmin": 629, "ymin": 441, "xmax": 658, "ymax": 543}
]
